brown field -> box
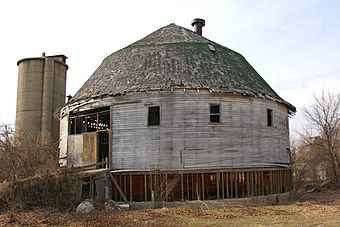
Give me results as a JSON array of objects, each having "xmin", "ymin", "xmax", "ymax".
[{"xmin": 0, "ymin": 190, "xmax": 339, "ymax": 227}]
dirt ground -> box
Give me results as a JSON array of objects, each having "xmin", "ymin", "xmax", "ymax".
[{"xmin": 0, "ymin": 190, "xmax": 339, "ymax": 227}]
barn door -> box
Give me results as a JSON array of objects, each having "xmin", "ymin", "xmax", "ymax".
[{"xmin": 97, "ymin": 131, "xmax": 109, "ymax": 168}]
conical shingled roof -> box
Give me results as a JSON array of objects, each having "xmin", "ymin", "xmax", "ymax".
[{"xmin": 71, "ymin": 23, "xmax": 295, "ymax": 112}]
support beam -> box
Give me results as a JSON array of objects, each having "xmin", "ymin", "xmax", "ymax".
[
  {"xmin": 270, "ymin": 171, "xmax": 273, "ymax": 194},
  {"xmin": 221, "ymin": 172, "xmax": 224, "ymax": 199},
  {"xmin": 235, "ymin": 172, "xmax": 238, "ymax": 198},
  {"xmin": 229, "ymin": 172, "xmax": 233, "ymax": 198},
  {"xmin": 186, "ymin": 174, "xmax": 190, "ymax": 200},
  {"xmin": 144, "ymin": 173, "xmax": 147, "ymax": 201},
  {"xmin": 129, "ymin": 174, "xmax": 133, "ymax": 202},
  {"xmin": 217, "ymin": 172, "xmax": 220, "ymax": 199},
  {"xmin": 202, "ymin": 173, "xmax": 205, "ymax": 200},
  {"xmin": 165, "ymin": 173, "xmax": 168, "ymax": 202},
  {"xmin": 181, "ymin": 173, "xmax": 184, "ymax": 201},
  {"xmin": 226, "ymin": 172, "xmax": 229, "ymax": 199},
  {"xmin": 246, "ymin": 171, "xmax": 250, "ymax": 197},
  {"xmin": 108, "ymin": 172, "xmax": 128, "ymax": 203}
]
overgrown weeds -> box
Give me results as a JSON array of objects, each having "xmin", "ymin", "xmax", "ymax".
[{"xmin": 0, "ymin": 125, "xmax": 81, "ymax": 211}]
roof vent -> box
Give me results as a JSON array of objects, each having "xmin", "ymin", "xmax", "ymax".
[
  {"xmin": 191, "ymin": 18, "xmax": 205, "ymax": 36},
  {"xmin": 208, "ymin": 44, "xmax": 216, "ymax": 52}
]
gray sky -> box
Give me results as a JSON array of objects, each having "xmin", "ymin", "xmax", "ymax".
[{"xmin": 1, "ymin": 0, "xmax": 339, "ymax": 133}]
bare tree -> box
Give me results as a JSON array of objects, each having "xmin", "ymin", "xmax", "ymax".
[
  {"xmin": 301, "ymin": 91, "xmax": 340, "ymax": 185},
  {"xmin": 0, "ymin": 124, "xmax": 59, "ymax": 181}
]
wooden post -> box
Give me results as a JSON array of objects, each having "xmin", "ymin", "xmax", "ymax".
[
  {"xmin": 123, "ymin": 174, "xmax": 127, "ymax": 198},
  {"xmin": 241, "ymin": 172, "xmax": 245, "ymax": 198},
  {"xmin": 229, "ymin": 172, "xmax": 233, "ymax": 198},
  {"xmin": 226, "ymin": 172, "xmax": 229, "ymax": 199},
  {"xmin": 246, "ymin": 171, "xmax": 250, "ymax": 197},
  {"xmin": 181, "ymin": 173, "xmax": 184, "ymax": 201},
  {"xmin": 261, "ymin": 171, "xmax": 264, "ymax": 195},
  {"xmin": 144, "ymin": 173, "xmax": 147, "ymax": 201},
  {"xmin": 283, "ymin": 170, "xmax": 286, "ymax": 192},
  {"xmin": 221, "ymin": 172, "xmax": 225, "ymax": 199},
  {"xmin": 130, "ymin": 174, "xmax": 133, "ymax": 202},
  {"xmin": 217, "ymin": 172, "xmax": 220, "ymax": 200},
  {"xmin": 165, "ymin": 173, "xmax": 168, "ymax": 202},
  {"xmin": 255, "ymin": 171, "xmax": 258, "ymax": 196},
  {"xmin": 196, "ymin": 173, "xmax": 200, "ymax": 200},
  {"xmin": 113, "ymin": 175, "xmax": 117, "ymax": 201},
  {"xmin": 191, "ymin": 174, "xmax": 194, "ymax": 200},
  {"xmin": 186, "ymin": 174, "xmax": 190, "ymax": 200},
  {"xmin": 235, "ymin": 172, "xmax": 238, "ymax": 198},
  {"xmin": 269, "ymin": 171, "xmax": 273, "ymax": 194},
  {"xmin": 202, "ymin": 173, "xmax": 205, "ymax": 200}
]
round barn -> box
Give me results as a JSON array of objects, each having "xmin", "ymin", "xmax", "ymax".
[{"xmin": 59, "ymin": 19, "xmax": 296, "ymax": 202}]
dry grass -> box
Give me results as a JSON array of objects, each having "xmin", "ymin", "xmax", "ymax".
[{"xmin": 0, "ymin": 190, "xmax": 339, "ymax": 226}]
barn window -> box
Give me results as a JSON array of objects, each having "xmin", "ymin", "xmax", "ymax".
[
  {"xmin": 148, "ymin": 106, "xmax": 160, "ymax": 126},
  {"xmin": 69, "ymin": 107, "xmax": 110, "ymax": 134},
  {"xmin": 267, "ymin": 109, "xmax": 273, "ymax": 126},
  {"xmin": 69, "ymin": 117, "xmax": 76, "ymax": 134},
  {"xmin": 210, "ymin": 104, "xmax": 220, "ymax": 123},
  {"xmin": 98, "ymin": 112, "xmax": 110, "ymax": 130},
  {"xmin": 86, "ymin": 114, "xmax": 97, "ymax": 132},
  {"xmin": 75, "ymin": 116, "xmax": 86, "ymax": 134}
]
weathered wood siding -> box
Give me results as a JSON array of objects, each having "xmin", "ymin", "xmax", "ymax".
[
  {"xmin": 82, "ymin": 132, "xmax": 97, "ymax": 164},
  {"xmin": 60, "ymin": 90, "xmax": 291, "ymax": 169},
  {"xmin": 110, "ymin": 90, "xmax": 290, "ymax": 170},
  {"xmin": 59, "ymin": 116, "xmax": 68, "ymax": 167}
]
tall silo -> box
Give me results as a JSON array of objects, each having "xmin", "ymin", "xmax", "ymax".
[{"xmin": 15, "ymin": 53, "xmax": 68, "ymax": 143}]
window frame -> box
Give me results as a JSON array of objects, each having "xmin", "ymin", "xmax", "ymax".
[
  {"xmin": 148, "ymin": 106, "xmax": 160, "ymax": 126},
  {"xmin": 209, "ymin": 103, "xmax": 221, "ymax": 123},
  {"xmin": 267, "ymin": 108, "xmax": 273, "ymax": 127},
  {"xmin": 69, "ymin": 106, "xmax": 110, "ymax": 135}
]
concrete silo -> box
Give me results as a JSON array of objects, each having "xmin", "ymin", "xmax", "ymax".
[{"xmin": 15, "ymin": 53, "xmax": 68, "ymax": 143}]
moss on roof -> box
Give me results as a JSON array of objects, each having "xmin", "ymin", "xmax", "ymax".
[{"xmin": 71, "ymin": 23, "xmax": 295, "ymax": 112}]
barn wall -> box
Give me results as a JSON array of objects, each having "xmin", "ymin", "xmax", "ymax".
[
  {"xmin": 59, "ymin": 116, "xmax": 68, "ymax": 167},
  {"xmin": 60, "ymin": 90, "xmax": 290, "ymax": 169},
  {"xmin": 110, "ymin": 90, "xmax": 290, "ymax": 170}
]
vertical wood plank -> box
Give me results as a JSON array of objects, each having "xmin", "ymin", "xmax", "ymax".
[
  {"xmin": 144, "ymin": 173, "xmax": 147, "ymax": 201},
  {"xmin": 202, "ymin": 173, "xmax": 205, "ymax": 200},
  {"xmin": 186, "ymin": 174, "xmax": 190, "ymax": 200},
  {"xmin": 165, "ymin": 173, "xmax": 168, "ymax": 202},
  {"xmin": 246, "ymin": 171, "xmax": 250, "ymax": 197},
  {"xmin": 235, "ymin": 172, "xmax": 238, "ymax": 198},
  {"xmin": 270, "ymin": 171, "xmax": 273, "ymax": 194},
  {"xmin": 226, "ymin": 172, "xmax": 229, "ymax": 199},
  {"xmin": 230, "ymin": 172, "xmax": 233, "ymax": 198},
  {"xmin": 181, "ymin": 173, "xmax": 184, "ymax": 201},
  {"xmin": 221, "ymin": 172, "xmax": 225, "ymax": 199},
  {"xmin": 129, "ymin": 174, "xmax": 132, "ymax": 202},
  {"xmin": 217, "ymin": 172, "xmax": 220, "ymax": 200}
]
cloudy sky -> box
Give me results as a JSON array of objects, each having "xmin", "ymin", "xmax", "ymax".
[{"xmin": 0, "ymin": 0, "xmax": 339, "ymax": 133}]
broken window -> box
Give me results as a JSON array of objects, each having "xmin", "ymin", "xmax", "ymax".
[
  {"xmin": 69, "ymin": 107, "xmax": 110, "ymax": 135},
  {"xmin": 267, "ymin": 109, "xmax": 273, "ymax": 126},
  {"xmin": 75, "ymin": 116, "xmax": 86, "ymax": 134},
  {"xmin": 98, "ymin": 112, "xmax": 110, "ymax": 130},
  {"xmin": 148, "ymin": 106, "xmax": 160, "ymax": 126},
  {"xmin": 210, "ymin": 104, "xmax": 220, "ymax": 123},
  {"xmin": 86, "ymin": 114, "xmax": 97, "ymax": 132},
  {"xmin": 69, "ymin": 117, "xmax": 76, "ymax": 134}
]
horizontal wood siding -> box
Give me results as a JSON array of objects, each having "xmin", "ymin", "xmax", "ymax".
[{"xmin": 109, "ymin": 90, "xmax": 290, "ymax": 170}]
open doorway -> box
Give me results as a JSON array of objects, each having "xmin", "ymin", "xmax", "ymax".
[{"xmin": 97, "ymin": 131, "xmax": 109, "ymax": 168}]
